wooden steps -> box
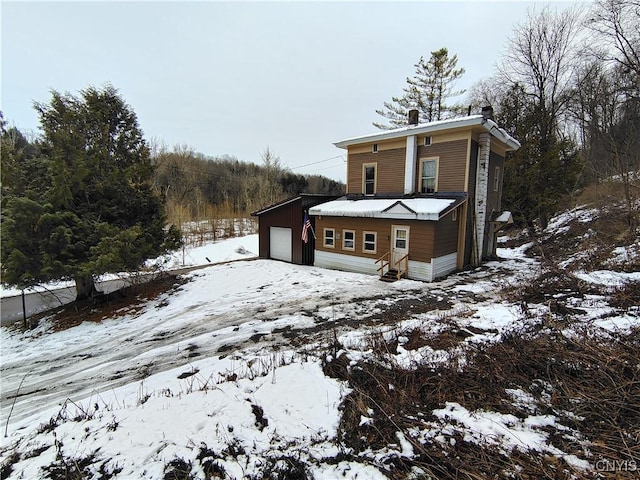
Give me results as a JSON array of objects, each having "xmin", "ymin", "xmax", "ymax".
[{"xmin": 380, "ymin": 269, "xmax": 400, "ymax": 282}]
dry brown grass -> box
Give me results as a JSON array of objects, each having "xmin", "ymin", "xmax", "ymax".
[{"xmin": 326, "ymin": 323, "xmax": 640, "ymax": 479}]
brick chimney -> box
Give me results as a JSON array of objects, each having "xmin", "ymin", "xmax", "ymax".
[
  {"xmin": 408, "ymin": 108, "xmax": 419, "ymax": 125},
  {"xmin": 481, "ymin": 106, "xmax": 494, "ymax": 120}
]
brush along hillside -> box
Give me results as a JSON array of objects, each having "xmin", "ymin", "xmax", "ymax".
[{"xmin": 0, "ymin": 192, "xmax": 638, "ymax": 480}]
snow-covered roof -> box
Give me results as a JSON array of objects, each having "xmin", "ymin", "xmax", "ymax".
[
  {"xmin": 493, "ymin": 211, "xmax": 513, "ymax": 223},
  {"xmin": 334, "ymin": 115, "xmax": 521, "ymax": 151},
  {"xmin": 309, "ymin": 198, "xmax": 458, "ymax": 221}
]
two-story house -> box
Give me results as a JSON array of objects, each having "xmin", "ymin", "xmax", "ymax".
[{"xmin": 308, "ymin": 107, "xmax": 520, "ymax": 282}]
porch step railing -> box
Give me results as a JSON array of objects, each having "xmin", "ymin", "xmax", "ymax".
[
  {"xmin": 375, "ymin": 252, "xmax": 390, "ymax": 277},
  {"xmin": 395, "ymin": 253, "xmax": 409, "ymax": 280},
  {"xmin": 376, "ymin": 252, "xmax": 409, "ymax": 281}
]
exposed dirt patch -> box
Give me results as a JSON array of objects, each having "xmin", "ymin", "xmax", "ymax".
[
  {"xmin": 505, "ymin": 267, "xmax": 602, "ymax": 308},
  {"xmin": 25, "ymin": 273, "xmax": 189, "ymax": 332}
]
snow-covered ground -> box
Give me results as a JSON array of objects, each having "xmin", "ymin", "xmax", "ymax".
[{"xmin": 0, "ymin": 228, "xmax": 637, "ymax": 478}]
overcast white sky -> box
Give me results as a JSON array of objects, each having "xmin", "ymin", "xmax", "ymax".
[{"xmin": 2, "ymin": 1, "xmax": 572, "ymax": 182}]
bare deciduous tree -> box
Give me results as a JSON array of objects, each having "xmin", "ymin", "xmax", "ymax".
[
  {"xmin": 588, "ymin": 0, "xmax": 640, "ymax": 79},
  {"xmin": 499, "ymin": 5, "xmax": 583, "ymax": 141},
  {"xmin": 494, "ymin": 5, "xmax": 584, "ymax": 228}
]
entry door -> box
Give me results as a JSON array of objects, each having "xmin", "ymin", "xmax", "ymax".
[{"xmin": 391, "ymin": 226, "xmax": 410, "ymax": 268}]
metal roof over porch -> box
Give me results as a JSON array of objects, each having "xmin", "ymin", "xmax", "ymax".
[{"xmin": 309, "ymin": 197, "xmax": 465, "ymax": 221}]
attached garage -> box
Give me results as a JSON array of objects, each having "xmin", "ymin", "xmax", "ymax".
[
  {"xmin": 269, "ymin": 227, "xmax": 292, "ymax": 262},
  {"xmin": 252, "ymin": 194, "xmax": 339, "ymax": 265}
]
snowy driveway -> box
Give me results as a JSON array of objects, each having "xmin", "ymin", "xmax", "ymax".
[{"xmin": 1, "ymin": 259, "xmax": 426, "ymax": 430}]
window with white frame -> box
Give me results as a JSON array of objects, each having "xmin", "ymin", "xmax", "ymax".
[
  {"xmin": 323, "ymin": 228, "xmax": 335, "ymax": 248},
  {"xmin": 372, "ymin": 144, "xmax": 378, "ymax": 153},
  {"xmin": 363, "ymin": 231, "xmax": 377, "ymax": 253},
  {"xmin": 420, "ymin": 158, "xmax": 437, "ymax": 193},
  {"xmin": 363, "ymin": 164, "xmax": 376, "ymax": 195},
  {"xmin": 343, "ymin": 230, "xmax": 355, "ymax": 250},
  {"xmin": 424, "ymin": 136, "xmax": 432, "ymax": 146}
]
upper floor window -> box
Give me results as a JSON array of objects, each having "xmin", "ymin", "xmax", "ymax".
[
  {"xmin": 424, "ymin": 136, "xmax": 432, "ymax": 146},
  {"xmin": 420, "ymin": 158, "xmax": 437, "ymax": 194},
  {"xmin": 372, "ymin": 144, "xmax": 378, "ymax": 153},
  {"xmin": 363, "ymin": 163, "xmax": 377, "ymax": 196}
]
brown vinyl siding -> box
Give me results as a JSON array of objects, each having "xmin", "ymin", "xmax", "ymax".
[
  {"xmin": 314, "ymin": 217, "xmax": 436, "ymax": 262},
  {"xmin": 347, "ymin": 148, "xmax": 405, "ymax": 194},
  {"xmin": 315, "ymin": 217, "xmax": 390, "ymax": 259},
  {"xmin": 434, "ymin": 209, "xmax": 460, "ymax": 257},
  {"xmin": 417, "ymin": 139, "xmax": 468, "ymax": 192},
  {"xmin": 408, "ymin": 221, "xmax": 435, "ymax": 262}
]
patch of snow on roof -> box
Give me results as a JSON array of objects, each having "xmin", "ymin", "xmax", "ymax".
[
  {"xmin": 494, "ymin": 211, "xmax": 512, "ymax": 223},
  {"xmin": 309, "ymin": 198, "xmax": 455, "ymax": 220}
]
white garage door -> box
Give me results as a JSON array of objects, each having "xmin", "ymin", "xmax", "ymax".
[{"xmin": 269, "ymin": 227, "xmax": 292, "ymax": 262}]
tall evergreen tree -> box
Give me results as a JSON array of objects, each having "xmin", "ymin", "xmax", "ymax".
[
  {"xmin": 374, "ymin": 48, "xmax": 466, "ymax": 130},
  {"xmin": 1, "ymin": 86, "xmax": 181, "ymax": 299}
]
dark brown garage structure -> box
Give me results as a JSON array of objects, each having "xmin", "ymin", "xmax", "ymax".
[{"xmin": 251, "ymin": 194, "xmax": 339, "ymax": 265}]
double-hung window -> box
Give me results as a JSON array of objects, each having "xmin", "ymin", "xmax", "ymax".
[
  {"xmin": 324, "ymin": 228, "xmax": 335, "ymax": 248},
  {"xmin": 363, "ymin": 164, "xmax": 376, "ymax": 196},
  {"xmin": 363, "ymin": 231, "xmax": 377, "ymax": 253},
  {"xmin": 343, "ymin": 230, "xmax": 355, "ymax": 250},
  {"xmin": 420, "ymin": 159, "xmax": 437, "ymax": 194}
]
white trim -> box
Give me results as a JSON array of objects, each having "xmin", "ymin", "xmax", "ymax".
[
  {"xmin": 404, "ymin": 135, "xmax": 417, "ymax": 194},
  {"xmin": 334, "ymin": 115, "xmax": 520, "ymax": 151}
]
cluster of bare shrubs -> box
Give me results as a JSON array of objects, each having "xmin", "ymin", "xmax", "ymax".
[
  {"xmin": 180, "ymin": 217, "xmax": 258, "ymax": 248},
  {"xmin": 324, "ymin": 319, "xmax": 639, "ymax": 479},
  {"xmin": 162, "ymin": 448, "xmax": 310, "ymax": 480}
]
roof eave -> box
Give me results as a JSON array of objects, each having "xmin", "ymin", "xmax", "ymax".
[
  {"xmin": 481, "ymin": 119, "xmax": 521, "ymax": 151},
  {"xmin": 334, "ymin": 115, "xmax": 521, "ymax": 151},
  {"xmin": 333, "ymin": 116, "xmax": 485, "ymax": 149}
]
